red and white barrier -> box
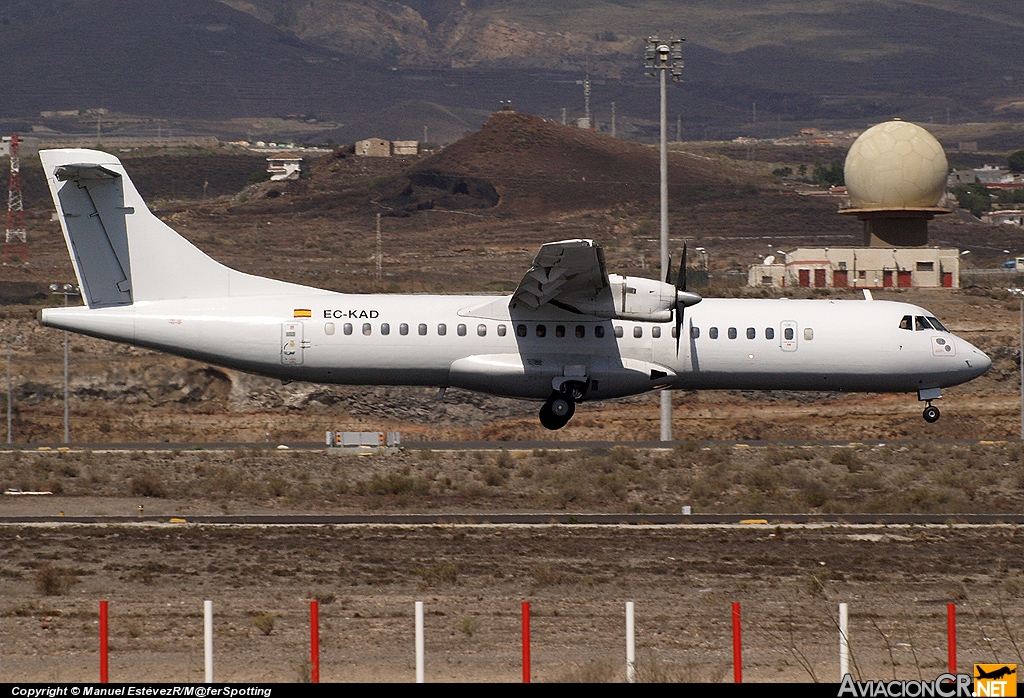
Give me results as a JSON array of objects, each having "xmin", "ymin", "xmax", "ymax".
[
  {"xmin": 310, "ymin": 600, "xmax": 320, "ymax": 683},
  {"xmin": 521, "ymin": 601, "xmax": 530, "ymax": 683},
  {"xmin": 732, "ymin": 601, "xmax": 742, "ymax": 683},
  {"xmin": 415, "ymin": 601, "xmax": 424, "ymax": 683},
  {"xmin": 99, "ymin": 600, "xmax": 108, "ymax": 683}
]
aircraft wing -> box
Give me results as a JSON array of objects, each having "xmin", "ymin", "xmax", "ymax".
[{"xmin": 511, "ymin": 239, "xmax": 610, "ymax": 313}]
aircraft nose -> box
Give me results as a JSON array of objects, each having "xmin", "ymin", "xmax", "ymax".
[{"xmin": 973, "ymin": 347, "xmax": 992, "ymax": 376}]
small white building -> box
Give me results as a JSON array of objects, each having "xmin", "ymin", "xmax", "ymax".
[
  {"xmin": 749, "ymin": 248, "xmax": 960, "ymax": 289},
  {"xmin": 355, "ymin": 138, "xmax": 391, "ymax": 157},
  {"xmin": 266, "ymin": 152, "xmax": 302, "ymax": 181},
  {"xmin": 391, "ymin": 140, "xmax": 419, "ymax": 156},
  {"xmin": 985, "ymin": 209, "xmax": 1024, "ymax": 226}
]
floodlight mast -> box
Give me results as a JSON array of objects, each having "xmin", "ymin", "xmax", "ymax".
[{"xmin": 646, "ymin": 35, "xmax": 684, "ymax": 442}]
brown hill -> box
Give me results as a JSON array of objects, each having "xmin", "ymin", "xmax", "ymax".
[{"xmin": 379, "ymin": 111, "xmax": 753, "ymax": 217}]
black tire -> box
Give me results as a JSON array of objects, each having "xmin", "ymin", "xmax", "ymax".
[
  {"xmin": 549, "ymin": 396, "xmax": 573, "ymax": 419},
  {"xmin": 923, "ymin": 405, "xmax": 940, "ymax": 423},
  {"xmin": 539, "ymin": 395, "xmax": 575, "ymax": 430}
]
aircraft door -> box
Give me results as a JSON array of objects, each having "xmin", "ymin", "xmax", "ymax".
[
  {"xmin": 780, "ymin": 321, "xmax": 798, "ymax": 352},
  {"xmin": 282, "ymin": 321, "xmax": 304, "ymax": 365}
]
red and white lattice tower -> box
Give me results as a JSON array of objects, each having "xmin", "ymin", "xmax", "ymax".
[{"xmin": 5, "ymin": 134, "xmax": 28, "ymax": 263}]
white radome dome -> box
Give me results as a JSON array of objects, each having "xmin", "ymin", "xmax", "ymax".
[{"xmin": 844, "ymin": 120, "xmax": 948, "ymax": 209}]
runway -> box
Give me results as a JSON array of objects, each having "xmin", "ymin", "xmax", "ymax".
[
  {"xmin": 2, "ymin": 438, "xmax": 1014, "ymax": 452},
  {"xmin": 2, "ymin": 513, "xmax": 1022, "ymax": 524}
]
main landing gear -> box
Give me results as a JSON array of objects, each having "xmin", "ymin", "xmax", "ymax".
[
  {"xmin": 922, "ymin": 402, "xmax": 940, "ymax": 423},
  {"xmin": 539, "ymin": 381, "xmax": 587, "ymax": 430}
]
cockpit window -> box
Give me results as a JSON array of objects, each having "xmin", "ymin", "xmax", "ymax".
[
  {"xmin": 915, "ymin": 316, "xmax": 932, "ymax": 331},
  {"xmin": 899, "ymin": 315, "xmax": 912, "ymax": 331},
  {"xmin": 927, "ymin": 316, "xmax": 949, "ymax": 332}
]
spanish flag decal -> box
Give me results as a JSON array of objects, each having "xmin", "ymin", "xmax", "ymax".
[{"xmin": 293, "ymin": 309, "xmax": 312, "ymax": 318}]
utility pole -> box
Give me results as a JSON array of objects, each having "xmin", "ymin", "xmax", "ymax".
[
  {"xmin": 50, "ymin": 284, "xmax": 79, "ymax": 443},
  {"xmin": 375, "ymin": 213, "xmax": 382, "ymax": 286},
  {"xmin": 1010, "ymin": 288, "xmax": 1024, "ymax": 440},
  {"xmin": 584, "ymin": 75, "xmax": 591, "ymax": 128},
  {"xmin": 646, "ymin": 35, "xmax": 684, "ymax": 442},
  {"xmin": 5, "ymin": 333, "xmax": 22, "ymax": 444}
]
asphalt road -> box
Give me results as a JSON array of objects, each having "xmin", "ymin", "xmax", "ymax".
[{"xmin": 2, "ymin": 513, "xmax": 1022, "ymax": 525}]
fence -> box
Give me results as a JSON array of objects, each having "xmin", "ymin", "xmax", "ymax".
[{"xmin": 40, "ymin": 599, "xmax": 974, "ymax": 684}]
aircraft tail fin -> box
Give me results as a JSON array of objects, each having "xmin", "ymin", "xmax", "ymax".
[{"xmin": 40, "ymin": 149, "xmax": 300, "ymax": 308}]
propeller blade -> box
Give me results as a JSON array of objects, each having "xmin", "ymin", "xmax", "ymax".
[
  {"xmin": 665, "ymin": 254, "xmax": 673, "ymax": 284},
  {"xmin": 678, "ymin": 242, "xmax": 688, "ymax": 292},
  {"xmin": 675, "ymin": 243, "xmax": 687, "ymax": 355}
]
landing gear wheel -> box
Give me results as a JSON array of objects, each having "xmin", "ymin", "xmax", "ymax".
[
  {"xmin": 539, "ymin": 394, "xmax": 575, "ymax": 430},
  {"xmin": 923, "ymin": 404, "xmax": 940, "ymax": 423}
]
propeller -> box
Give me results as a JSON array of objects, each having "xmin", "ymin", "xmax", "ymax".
[{"xmin": 673, "ymin": 242, "xmax": 703, "ymax": 355}]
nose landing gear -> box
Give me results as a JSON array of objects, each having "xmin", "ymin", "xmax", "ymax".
[{"xmin": 918, "ymin": 388, "xmax": 942, "ymax": 423}]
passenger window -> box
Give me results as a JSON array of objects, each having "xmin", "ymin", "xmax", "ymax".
[
  {"xmin": 362, "ymin": 323, "xmax": 372, "ymax": 336},
  {"xmin": 457, "ymin": 324, "xmax": 467, "ymax": 336},
  {"xmin": 380, "ymin": 323, "xmax": 390, "ymax": 335},
  {"xmin": 418, "ymin": 323, "xmax": 427, "ymax": 336},
  {"xmin": 746, "ymin": 328, "xmax": 755, "ymax": 340},
  {"xmin": 497, "ymin": 324, "xmax": 507, "ymax": 337},
  {"xmin": 728, "ymin": 327, "xmax": 737, "ymax": 340},
  {"xmin": 438, "ymin": 323, "xmax": 447, "ymax": 336},
  {"xmin": 765, "ymin": 327, "xmax": 774, "ymax": 340},
  {"xmin": 784, "ymin": 327, "xmax": 794, "ymax": 341},
  {"xmin": 672, "ymin": 326, "xmax": 679, "ymax": 338},
  {"xmin": 899, "ymin": 315, "xmax": 912, "ymax": 331},
  {"xmin": 804, "ymin": 328, "xmax": 814, "ymax": 340},
  {"xmin": 614, "ymin": 326, "xmax": 624, "ymax": 338},
  {"xmin": 633, "ymin": 326, "xmax": 643, "ymax": 338},
  {"xmin": 690, "ymin": 326, "xmax": 699, "ymax": 339},
  {"xmin": 477, "ymin": 324, "xmax": 487, "ymax": 337},
  {"xmin": 344, "ymin": 323, "xmax": 353, "ymax": 335},
  {"xmin": 325, "ymin": 322, "xmax": 335, "ymax": 335},
  {"xmin": 595, "ymin": 325, "xmax": 605, "ymax": 338},
  {"xmin": 710, "ymin": 327, "xmax": 719, "ymax": 339},
  {"xmin": 575, "ymin": 325, "xmax": 585, "ymax": 338},
  {"xmin": 915, "ymin": 316, "xmax": 931, "ymax": 331},
  {"xmin": 399, "ymin": 323, "xmax": 409, "ymax": 336},
  {"xmin": 555, "ymin": 325, "xmax": 565, "ymax": 338},
  {"xmin": 516, "ymin": 324, "xmax": 527, "ymax": 337},
  {"xmin": 536, "ymin": 325, "xmax": 546, "ymax": 338},
  {"xmin": 652, "ymin": 327, "xmax": 661, "ymax": 338}
]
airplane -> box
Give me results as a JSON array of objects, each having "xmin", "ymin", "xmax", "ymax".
[
  {"xmin": 975, "ymin": 666, "xmax": 1016, "ymax": 681},
  {"xmin": 37, "ymin": 148, "xmax": 991, "ymax": 431}
]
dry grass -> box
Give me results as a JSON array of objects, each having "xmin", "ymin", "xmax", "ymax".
[{"xmin": 2, "ymin": 440, "xmax": 1023, "ymax": 514}]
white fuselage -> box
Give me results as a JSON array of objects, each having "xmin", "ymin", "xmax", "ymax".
[{"xmin": 40, "ymin": 294, "xmax": 991, "ymax": 402}]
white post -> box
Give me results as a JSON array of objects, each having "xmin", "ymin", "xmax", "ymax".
[
  {"xmin": 839, "ymin": 602, "xmax": 849, "ymax": 680},
  {"xmin": 626, "ymin": 601, "xmax": 636, "ymax": 683},
  {"xmin": 415, "ymin": 601, "xmax": 424, "ymax": 683},
  {"xmin": 658, "ymin": 53, "xmax": 673, "ymax": 443},
  {"xmin": 204, "ymin": 600, "xmax": 213, "ymax": 683}
]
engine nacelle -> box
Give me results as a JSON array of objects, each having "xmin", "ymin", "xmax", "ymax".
[{"xmin": 603, "ymin": 274, "xmax": 675, "ymax": 322}]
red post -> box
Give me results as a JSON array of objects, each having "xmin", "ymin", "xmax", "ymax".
[
  {"xmin": 947, "ymin": 603, "xmax": 956, "ymax": 673},
  {"xmin": 310, "ymin": 600, "xmax": 320, "ymax": 683},
  {"xmin": 99, "ymin": 600, "xmax": 109, "ymax": 683},
  {"xmin": 732, "ymin": 602, "xmax": 742, "ymax": 683},
  {"xmin": 521, "ymin": 601, "xmax": 531, "ymax": 683}
]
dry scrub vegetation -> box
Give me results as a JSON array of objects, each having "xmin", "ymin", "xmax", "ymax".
[
  {"xmin": 1, "ymin": 522, "xmax": 1022, "ymax": 682},
  {"xmin": 2, "ymin": 441, "xmax": 1023, "ymax": 515}
]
